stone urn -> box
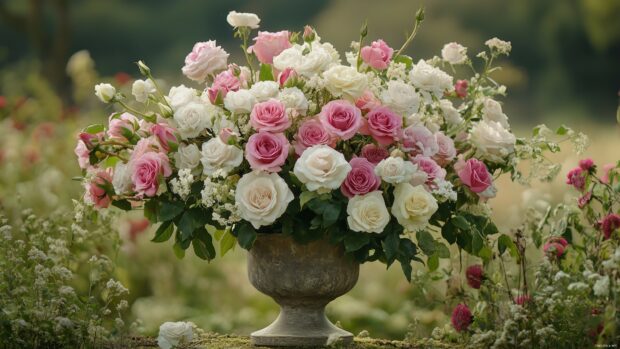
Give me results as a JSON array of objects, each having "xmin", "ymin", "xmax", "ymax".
[{"xmin": 247, "ymin": 233, "xmax": 360, "ymax": 347}]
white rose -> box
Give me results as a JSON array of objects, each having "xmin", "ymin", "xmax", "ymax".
[
  {"xmin": 278, "ymin": 87, "xmax": 308, "ymax": 116},
  {"xmin": 224, "ymin": 89, "xmax": 256, "ymax": 114},
  {"xmin": 469, "ymin": 120, "xmax": 516, "ymax": 163},
  {"xmin": 441, "ymin": 42, "xmax": 467, "ymax": 65},
  {"xmin": 249, "ymin": 81, "xmax": 280, "ymax": 102},
  {"xmin": 173, "ymin": 102, "xmax": 210, "ymax": 139},
  {"xmin": 298, "ymin": 42, "xmax": 336, "ymax": 76},
  {"xmin": 182, "ymin": 40, "xmax": 229, "ymax": 83},
  {"xmin": 273, "ymin": 46, "xmax": 303, "ymax": 72},
  {"xmin": 438, "ymin": 99, "xmax": 463, "ymax": 125},
  {"xmin": 174, "ymin": 143, "xmax": 201, "ymax": 170},
  {"xmin": 201, "ymin": 137, "xmax": 243, "ymax": 176},
  {"xmin": 374, "ymin": 157, "xmax": 419, "ymax": 184},
  {"xmin": 132, "ymin": 79, "xmax": 156, "ymax": 103},
  {"xmin": 346, "ymin": 191, "xmax": 390, "ymax": 233},
  {"xmin": 235, "ymin": 171, "xmax": 294, "ymax": 229},
  {"xmin": 157, "ymin": 322, "xmax": 193, "ymax": 349},
  {"xmin": 167, "ymin": 85, "xmax": 199, "ymax": 111},
  {"xmin": 409, "ymin": 60, "xmax": 453, "ymax": 98},
  {"xmin": 391, "ymin": 183, "xmax": 438, "ymax": 232},
  {"xmin": 226, "ymin": 11, "xmax": 260, "ymax": 29},
  {"xmin": 481, "ymin": 98, "xmax": 509, "ymax": 128},
  {"xmin": 112, "ymin": 162, "xmax": 133, "ymax": 195},
  {"xmin": 381, "ymin": 80, "xmax": 420, "ymax": 117},
  {"xmin": 94, "ymin": 83, "xmax": 116, "ymax": 103},
  {"xmin": 322, "ymin": 65, "xmax": 367, "ymax": 100},
  {"xmin": 293, "ymin": 145, "xmax": 351, "ymax": 193}
]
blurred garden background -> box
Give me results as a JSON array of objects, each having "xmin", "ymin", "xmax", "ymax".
[{"xmin": 0, "ymin": 0, "xmax": 619, "ymax": 342}]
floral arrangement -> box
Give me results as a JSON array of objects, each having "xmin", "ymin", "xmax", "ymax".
[
  {"xmin": 425, "ymin": 158, "xmax": 620, "ymax": 347},
  {"xmin": 76, "ymin": 9, "xmax": 584, "ymax": 279}
]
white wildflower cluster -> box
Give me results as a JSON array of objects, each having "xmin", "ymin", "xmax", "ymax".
[
  {"xmin": 386, "ymin": 61, "xmax": 408, "ymax": 81},
  {"xmin": 201, "ymin": 177, "xmax": 240, "ymax": 226},
  {"xmin": 432, "ymin": 179, "xmax": 457, "ymax": 202},
  {"xmin": 170, "ymin": 168, "xmax": 195, "ymax": 200}
]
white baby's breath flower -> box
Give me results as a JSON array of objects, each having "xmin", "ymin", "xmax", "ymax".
[
  {"xmin": 226, "ymin": 11, "xmax": 260, "ymax": 29},
  {"xmin": 346, "ymin": 191, "xmax": 390, "ymax": 233},
  {"xmin": 157, "ymin": 322, "xmax": 194, "ymax": 349},
  {"xmin": 485, "ymin": 37, "xmax": 512, "ymax": 54},
  {"xmin": 94, "ymin": 83, "xmax": 116, "ymax": 103},
  {"xmin": 170, "ymin": 169, "xmax": 194, "ymax": 200},
  {"xmin": 441, "ymin": 42, "xmax": 467, "ymax": 64},
  {"xmin": 593, "ymin": 275, "xmax": 610, "ymax": 297},
  {"xmin": 132, "ymin": 79, "xmax": 156, "ymax": 103}
]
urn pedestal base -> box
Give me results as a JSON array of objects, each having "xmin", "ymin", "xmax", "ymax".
[{"xmin": 247, "ymin": 233, "xmax": 359, "ymax": 347}]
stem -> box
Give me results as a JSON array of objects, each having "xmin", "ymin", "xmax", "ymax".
[
  {"xmin": 147, "ymin": 75, "xmax": 172, "ymax": 110},
  {"xmin": 240, "ymin": 29, "xmax": 255, "ymax": 83},
  {"xmin": 117, "ymin": 100, "xmax": 151, "ymax": 119},
  {"xmin": 394, "ymin": 14, "xmax": 423, "ymax": 58}
]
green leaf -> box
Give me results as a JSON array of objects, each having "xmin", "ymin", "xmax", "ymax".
[
  {"xmin": 177, "ymin": 208, "xmax": 207, "ymax": 241},
  {"xmin": 103, "ymin": 156, "xmax": 119, "ymax": 168},
  {"xmin": 498, "ymin": 234, "xmax": 518, "ymax": 258},
  {"xmin": 435, "ymin": 242, "xmax": 450, "ymax": 259},
  {"xmin": 344, "ymin": 233, "xmax": 370, "ymax": 252},
  {"xmin": 173, "ymin": 242, "xmax": 186, "ymax": 259},
  {"xmin": 322, "ymin": 202, "xmax": 341, "ymax": 227},
  {"xmin": 472, "ymin": 230, "xmax": 484, "ymax": 254},
  {"xmin": 452, "ymin": 215, "xmax": 470, "ymax": 230},
  {"xmin": 111, "ymin": 199, "xmax": 132, "ymax": 211},
  {"xmin": 393, "ymin": 55, "xmax": 413, "ymax": 68},
  {"xmin": 383, "ymin": 231, "xmax": 400, "ymax": 265},
  {"xmin": 416, "ymin": 230, "xmax": 436, "ymax": 256},
  {"xmin": 398, "ymin": 257, "xmax": 413, "ymax": 282},
  {"xmin": 160, "ymin": 199, "xmax": 185, "ymax": 222},
  {"xmin": 192, "ymin": 230, "xmax": 216, "ymax": 261},
  {"xmin": 219, "ymin": 229, "xmax": 236, "ymax": 256},
  {"xmin": 484, "ymin": 220, "xmax": 499, "ymax": 236},
  {"xmin": 259, "ymin": 63, "xmax": 274, "ymax": 81},
  {"xmin": 152, "ymin": 221, "xmax": 174, "ymax": 243},
  {"xmin": 427, "ymin": 253, "xmax": 439, "ymax": 271},
  {"xmin": 556, "ymin": 125, "xmax": 569, "ymax": 135},
  {"xmin": 84, "ymin": 124, "xmax": 104, "ymax": 134},
  {"xmin": 236, "ymin": 222, "xmax": 257, "ymax": 249},
  {"xmin": 144, "ymin": 199, "xmax": 160, "ymax": 223},
  {"xmin": 441, "ymin": 221, "xmax": 456, "ymax": 244},
  {"xmin": 299, "ymin": 191, "xmax": 318, "ymax": 209},
  {"xmin": 478, "ymin": 246, "xmax": 493, "ymax": 262}
]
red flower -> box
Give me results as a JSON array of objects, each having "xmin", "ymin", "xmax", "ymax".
[
  {"xmin": 543, "ymin": 237, "xmax": 568, "ymax": 257},
  {"xmin": 514, "ymin": 294, "xmax": 531, "ymax": 306},
  {"xmin": 566, "ymin": 167, "xmax": 586, "ymax": 191},
  {"xmin": 577, "ymin": 191, "xmax": 592, "ymax": 209},
  {"xmin": 465, "ymin": 264, "xmax": 483, "ymax": 289},
  {"xmin": 455, "ymin": 80, "xmax": 468, "ymax": 98},
  {"xmin": 451, "ymin": 303, "xmax": 473, "ymax": 332},
  {"xmin": 579, "ymin": 158, "xmax": 595, "ymax": 172},
  {"xmin": 0, "ymin": 96, "xmax": 6, "ymax": 109},
  {"xmin": 114, "ymin": 72, "xmax": 132, "ymax": 86},
  {"xmin": 600, "ymin": 213, "xmax": 620, "ymax": 240}
]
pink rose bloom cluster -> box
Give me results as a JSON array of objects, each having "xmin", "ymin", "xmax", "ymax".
[
  {"xmin": 131, "ymin": 151, "xmax": 172, "ymax": 198},
  {"xmin": 319, "ymin": 100, "xmax": 363, "ymax": 140},
  {"xmin": 293, "ymin": 119, "xmax": 335, "ymax": 156},
  {"xmin": 108, "ymin": 112, "xmax": 139, "ymax": 141},
  {"xmin": 250, "ymin": 99, "xmax": 291, "ymax": 132},
  {"xmin": 457, "ymin": 158, "xmax": 492, "ymax": 194},
  {"xmin": 340, "ymin": 157, "xmax": 381, "ymax": 198},
  {"xmin": 402, "ymin": 125, "xmax": 439, "ymax": 157},
  {"xmin": 412, "ymin": 155, "xmax": 446, "ymax": 187},
  {"xmin": 543, "ymin": 236, "xmax": 569, "ymax": 257},
  {"xmin": 208, "ymin": 68, "xmax": 242, "ymax": 103},
  {"xmin": 246, "ymin": 99, "xmax": 292, "ymax": 172},
  {"xmin": 85, "ymin": 169, "xmax": 113, "ymax": 209},
  {"xmin": 566, "ymin": 167, "xmax": 587, "ymax": 191},
  {"xmin": 361, "ymin": 106, "xmax": 402, "ymax": 146},
  {"xmin": 151, "ymin": 123, "xmax": 178, "ymax": 152},
  {"xmin": 249, "ymin": 31, "xmax": 291, "ymax": 65},
  {"xmin": 182, "ymin": 40, "xmax": 229, "ymax": 82},
  {"xmin": 360, "ymin": 144, "xmax": 389, "ymax": 165},
  {"xmin": 360, "ymin": 39, "xmax": 393, "ymax": 70}
]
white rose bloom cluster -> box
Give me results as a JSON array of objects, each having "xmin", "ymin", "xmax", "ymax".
[
  {"xmin": 235, "ymin": 172, "xmax": 294, "ymax": 229},
  {"xmin": 226, "ymin": 11, "xmax": 260, "ymax": 29},
  {"xmin": 409, "ymin": 60, "xmax": 453, "ymax": 98},
  {"xmin": 224, "ymin": 89, "xmax": 257, "ymax": 114},
  {"xmin": 167, "ymin": 85, "xmax": 218, "ymax": 139},
  {"xmin": 441, "ymin": 42, "xmax": 468, "ymax": 65},
  {"xmin": 481, "ymin": 98, "xmax": 509, "ymax": 128},
  {"xmin": 273, "ymin": 41, "xmax": 338, "ymax": 77},
  {"xmin": 381, "ymin": 80, "xmax": 421, "ymax": 117},
  {"xmin": 374, "ymin": 157, "xmax": 420, "ymax": 184},
  {"xmin": 250, "ymin": 81, "xmax": 280, "ymax": 102},
  {"xmin": 391, "ymin": 183, "xmax": 438, "ymax": 232},
  {"xmin": 322, "ymin": 65, "xmax": 368, "ymax": 100},
  {"xmin": 131, "ymin": 79, "xmax": 156, "ymax": 103},
  {"xmin": 438, "ymin": 99, "xmax": 463, "ymax": 126},
  {"xmin": 469, "ymin": 120, "xmax": 516, "ymax": 163},
  {"xmin": 94, "ymin": 83, "xmax": 116, "ymax": 103},
  {"xmin": 294, "ymin": 145, "xmax": 352, "ymax": 193},
  {"xmin": 278, "ymin": 87, "xmax": 308, "ymax": 116},
  {"xmin": 157, "ymin": 322, "xmax": 193, "ymax": 349},
  {"xmin": 174, "ymin": 143, "xmax": 202, "ymax": 170},
  {"xmin": 201, "ymin": 137, "xmax": 243, "ymax": 176},
  {"xmin": 347, "ymin": 191, "xmax": 390, "ymax": 233}
]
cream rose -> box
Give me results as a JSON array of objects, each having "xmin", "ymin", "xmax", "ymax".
[
  {"xmin": 174, "ymin": 143, "xmax": 201, "ymax": 170},
  {"xmin": 278, "ymin": 87, "xmax": 308, "ymax": 116},
  {"xmin": 249, "ymin": 81, "xmax": 280, "ymax": 102},
  {"xmin": 481, "ymin": 98, "xmax": 509, "ymax": 128},
  {"xmin": 346, "ymin": 191, "xmax": 390, "ymax": 233},
  {"xmin": 112, "ymin": 162, "xmax": 133, "ymax": 195},
  {"xmin": 380, "ymin": 80, "xmax": 420, "ymax": 117},
  {"xmin": 226, "ymin": 11, "xmax": 260, "ymax": 29},
  {"xmin": 157, "ymin": 322, "xmax": 193, "ymax": 349},
  {"xmin": 173, "ymin": 102, "xmax": 210, "ymax": 139},
  {"xmin": 391, "ymin": 183, "xmax": 438, "ymax": 231},
  {"xmin": 439, "ymin": 99, "xmax": 463, "ymax": 125},
  {"xmin": 293, "ymin": 145, "xmax": 351, "ymax": 193},
  {"xmin": 235, "ymin": 171, "xmax": 294, "ymax": 229},
  {"xmin": 224, "ymin": 89, "xmax": 257, "ymax": 114},
  {"xmin": 409, "ymin": 60, "xmax": 453, "ymax": 98},
  {"xmin": 201, "ymin": 137, "xmax": 243, "ymax": 176},
  {"xmin": 469, "ymin": 120, "xmax": 516, "ymax": 163},
  {"xmin": 441, "ymin": 42, "xmax": 467, "ymax": 65},
  {"xmin": 374, "ymin": 156, "xmax": 419, "ymax": 184},
  {"xmin": 94, "ymin": 83, "xmax": 116, "ymax": 103},
  {"xmin": 131, "ymin": 79, "xmax": 156, "ymax": 103},
  {"xmin": 167, "ymin": 85, "xmax": 199, "ymax": 111},
  {"xmin": 322, "ymin": 65, "xmax": 368, "ymax": 100}
]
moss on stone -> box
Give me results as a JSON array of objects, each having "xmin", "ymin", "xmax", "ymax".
[{"xmin": 130, "ymin": 332, "xmax": 459, "ymax": 349}]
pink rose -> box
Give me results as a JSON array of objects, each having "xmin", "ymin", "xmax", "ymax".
[
  {"xmin": 402, "ymin": 125, "xmax": 439, "ymax": 157},
  {"xmin": 451, "ymin": 304, "xmax": 472, "ymax": 332},
  {"xmin": 182, "ymin": 40, "xmax": 229, "ymax": 82},
  {"xmin": 108, "ymin": 112, "xmax": 138, "ymax": 141},
  {"xmin": 85, "ymin": 169, "xmax": 113, "ymax": 209},
  {"xmin": 319, "ymin": 100, "xmax": 362, "ymax": 140},
  {"xmin": 411, "ymin": 155, "xmax": 446, "ymax": 186},
  {"xmin": 293, "ymin": 119, "xmax": 335, "ymax": 156},
  {"xmin": 360, "ymin": 39, "xmax": 393, "ymax": 70},
  {"xmin": 278, "ymin": 68, "xmax": 297, "ymax": 87},
  {"xmin": 579, "ymin": 158, "xmax": 595, "ymax": 171},
  {"xmin": 250, "ymin": 99, "xmax": 291, "ymax": 133},
  {"xmin": 248, "ymin": 31, "xmax": 291, "ymax": 65},
  {"xmin": 150, "ymin": 123, "xmax": 178, "ymax": 152},
  {"xmin": 219, "ymin": 127, "xmax": 239, "ymax": 144},
  {"xmin": 543, "ymin": 237, "xmax": 568, "ymax": 257},
  {"xmin": 355, "ymin": 90, "xmax": 381, "ymax": 112},
  {"xmin": 131, "ymin": 137, "xmax": 162, "ymax": 160},
  {"xmin": 362, "ymin": 106, "xmax": 402, "ymax": 146},
  {"xmin": 455, "ymin": 79, "xmax": 468, "ymax": 98},
  {"xmin": 131, "ymin": 152, "xmax": 172, "ymax": 198},
  {"xmin": 360, "ymin": 144, "xmax": 389, "ymax": 165},
  {"xmin": 245, "ymin": 131, "xmax": 290, "ymax": 172},
  {"xmin": 74, "ymin": 140, "xmax": 90, "ymax": 169},
  {"xmin": 457, "ymin": 158, "xmax": 492, "ymax": 193},
  {"xmin": 578, "ymin": 191, "xmax": 592, "ymax": 208},
  {"xmin": 433, "ymin": 132, "xmax": 456, "ymax": 166},
  {"xmin": 600, "ymin": 213, "xmax": 620, "ymax": 240},
  {"xmin": 341, "ymin": 157, "xmax": 381, "ymax": 198},
  {"xmin": 601, "ymin": 163, "xmax": 615, "ymax": 184},
  {"xmin": 566, "ymin": 167, "xmax": 586, "ymax": 191},
  {"xmin": 207, "ymin": 69, "xmax": 240, "ymax": 103}
]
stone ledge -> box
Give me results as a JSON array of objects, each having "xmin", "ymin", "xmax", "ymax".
[{"xmin": 130, "ymin": 332, "xmax": 458, "ymax": 349}]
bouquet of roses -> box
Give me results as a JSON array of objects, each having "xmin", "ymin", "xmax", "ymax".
[{"xmin": 76, "ymin": 9, "xmax": 581, "ymax": 280}]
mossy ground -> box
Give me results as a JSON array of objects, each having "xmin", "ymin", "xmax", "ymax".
[{"xmin": 130, "ymin": 332, "xmax": 459, "ymax": 349}]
